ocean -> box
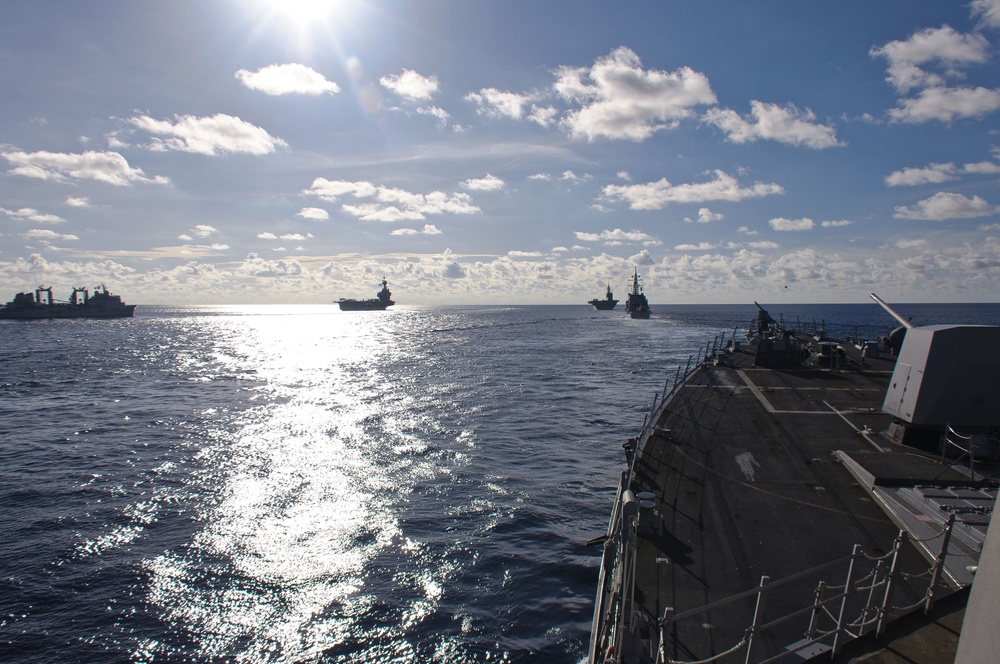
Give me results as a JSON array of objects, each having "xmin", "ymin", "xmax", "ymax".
[{"xmin": 2, "ymin": 301, "xmax": 998, "ymax": 663}]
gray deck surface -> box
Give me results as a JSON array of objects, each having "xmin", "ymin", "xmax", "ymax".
[{"xmin": 629, "ymin": 342, "xmax": 974, "ymax": 662}]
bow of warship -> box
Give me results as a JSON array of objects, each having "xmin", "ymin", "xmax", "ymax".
[{"xmin": 589, "ymin": 294, "xmax": 1000, "ymax": 663}]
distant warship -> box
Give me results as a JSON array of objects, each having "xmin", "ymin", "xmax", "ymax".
[
  {"xmin": 337, "ymin": 278, "xmax": 395, "ymax": 311},
  {"xmin": 623, "ymin": 269, "xmax": 650, "ymax": 319},
  {"xmin": 0, "ymin": 285, "xmax": 136, "ymax": 319},
  {"xmin": 588, "ymin": 285, "xmax": 618, "ymax": 310}
]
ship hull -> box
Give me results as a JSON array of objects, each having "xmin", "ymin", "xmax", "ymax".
[
  {"xmin": 589, "ymin": 300, "xmax": 618, "ymax": 311},
  {"xmin": 0, "ymin": 305, "xmax": 136, "ymax": 320},
  {"xmin": 338, "ymin": 300, "xmax": 392, "ymax": 311}
]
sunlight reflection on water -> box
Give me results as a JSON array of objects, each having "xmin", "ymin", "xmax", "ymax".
[{"xmin": 139, "ymin": 309, "xmax": 467, "ymax": 661}]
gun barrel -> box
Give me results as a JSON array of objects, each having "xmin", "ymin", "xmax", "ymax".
[{"xmin": 870, "ymin": 293, "xmax": 913, "ymax": 329}]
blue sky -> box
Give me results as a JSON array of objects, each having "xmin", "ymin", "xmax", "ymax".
[{"xmin": 2, "ymin": 0, "xmax": 1000, "ymax": 305}]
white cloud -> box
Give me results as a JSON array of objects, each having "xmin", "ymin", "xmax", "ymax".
[
  {"xmin": 508, "ymin": 250, "xmax": 544, "ymax": 258},
  {"xmin": 391, "ymin": 224, "xmax": 442, "ymax": 236},
  {"xmin": 617, "ymin": 171, "xmax": 632, "ymax": 181},
  {"xmin": 465, "ymin": 88, "xmax": 533, "ymax": 120},
  {"xmin": 629, "ymin": 249, "xmax": 654, "ymax": 265},
  {"xmin": 964, "ymin": 161, "xmax": 1000, "ymax": 174},
  {"xmin": 303, "ymin": 178, "xmax": 481, "ymax": 221},
  {"xmin": 885, "ymin": 162, "xmax": 958, "ymax": 186},
  {"xmin": 574, "ymin": 228, "xmax": 656, "ymax": 244},
  {"xmin": 129, "ymin": 114, "xmax": 288, "ymax": 156},
  {"xmin": 821, "ymin": 219, "xmax": 854, "ymax": 227},
  {"xmin": 769, "ymin": 217, "xmax": 815, "ymax": 231},
  {"xmin": 22, "ymin": 229, "xmax": 78, "ymax": 241},
  {"xmin": 238, "ymin": 253, "xmax": 303, "ymax": 277},
  {"xmin": 737, "ymin": 226, "xmax": 759, "ymax": 236},
  {"xmin": 887, "ymin": 86, "xmax": 1000, "ymax": 124},
  {"xmin": 177, "ymin": 234, "xmax": 193, "ymax": 241},
  {"xmin": 973, "ymin": 0, "xmax": 1000, "ymax": 28},
  {"xmin": 703, "ymin": 101, "xmax": 842, "ymax": 149},
  {"xmin": 297, "ymin": 207, "xmax": 329, "ymax": 220},
  {"xmin": 416, "ymin": 106, "xmax": 451, "ymax": 125},
  {"xmin": 895, "ymin": 238, "xmax": 928, "ymax": 249},
  {"xmin": 894, "ymin": 192, "xmax": 1000, "ymax": 219},
  {"xmin": 602, "ymin": 169, "xmax": 783, "ymax": 210},
  {"xmin": 380, "ymin": 69, "xmax": 438, "ymax": 101},
  {"xmin": 870, "ymin": 26, "xmax": 990, "ymax": 93},
  {"xmin": 235, "ymin": 63, "xmax": 340, "ymax": 95},
  {"xmin": 279, "ymin": 233, "xmax": 312, "ymax": 241},
  {"xmin": 556, "ymin": 47, "xmax": 717, "ymax": 141},
  {"xmin": 684, "ymin": 207, "xmax": 724, "ymax": 223},
  {"xmin": 65, "ymin": 197, "xmax": 90, "ymax": 207},
  {"xmin": 1, "ymin": 149, "xmax": 168, "ymax": 185},
  {"xmin": 675, "ymin": 242, "xmax": 717, "ymax": 251},
  {"xmin": 191, "ymin": 224, "xmax": 218, "ymax": 237},
  {"xmin": 1, "ymin": 207, "xmax": 65, "ymax": 223},
  {"xmin": 462, "ymin": 174, "xmax": 505, "ymax": 191},
  {"xmin": 745, "ymin": 240, "xmax": 780, "ymax": 250},
  {"xmin": 257, "ymin": 232, "xmax": 278, "ymax": 239}
]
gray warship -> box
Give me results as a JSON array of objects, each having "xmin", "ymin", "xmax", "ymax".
[
  {"xmin": 589, "ymin": 294, "xmax": 1000, "ymax": 663},
  {"xmin": 625, "ymin": 269, "xmax": 650, "ymax": 319},
  {"xmin": 337, "ymin": 278, "xmax": 395, "ymax": 311},
  {"xmin": 0, "ymin": 285, "xmax": 136, "ymax": 320},
  {"xmin": 590, "ymin": 285, "xmax": 619, "ymax": 311}
]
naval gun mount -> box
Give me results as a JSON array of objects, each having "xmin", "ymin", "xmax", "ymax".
[{"xmin": 872, "ymin": 293, "xmax": 1000, "ymax": 456}]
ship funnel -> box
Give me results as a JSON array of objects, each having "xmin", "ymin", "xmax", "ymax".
[{"xmin": 869, "ymin": 293, "xmax": 913, "ymax": 329}]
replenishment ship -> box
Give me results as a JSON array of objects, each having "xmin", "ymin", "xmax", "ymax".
[
  {"xmin": 337, "ymin": 277, "xmax": 395, "ymax": 311},
  {"xmin": 0, "ymin": 285, "xmax": 136, "ymax": 319},
  {"xmin": 589, "ymin": 285, "xmax": 619, "ymax": 311},
  {"xmin": 589, "ymin": 294, "xmax": 1000, "ymax": 663},
  {"xmin": 625, "ymin": 269, "xmax": 650, "ymax": 319}
]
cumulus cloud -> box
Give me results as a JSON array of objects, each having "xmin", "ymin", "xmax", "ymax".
[
  {"xmin": 235, "ymin": 63, "xmax": 340, "ymax": 95},
  {"xmin": 894, "ymin": 192, "xmax": 999, "ymax": 219},
  {"xmin": 769, "ymin": 217, "xmax": 816, "ymax": 231},
  {"xmin": 380, "ymin": 69, "xmax": 438, "ymax": 101},
  {"xmin": 675, "ymin": 242, "xmax": 717, "ymax": 251},
  {"xmin": 1, "ymin": 149, "xmax": 168, "ymax": 185},
  {"xmin": 973, "ymin": 0, "xmax": 1000, "ymax": 28},
  {"xmin": 390, "ymin": 224, "xmax": 442, "ymax": 236},
  {"xmin": 887, "ymin": 86, "xmax": 1000, "ymax": 124},
  {"xmin": 466, "ymin": 88, "xmax": 534, "ymax": 120},
  {"xmin": 238, "ymin": 253, "xmax": 303, "ymax": 277},
  {"xmin": 461, "ymin": 174, "xmax": 505, "ymax": 191},
  {"xmin": 964, "ymin": 161, "xmax": 1000, "ymax": 174},
  {"xmin": 555, "ymin": 47, "xmax": 717, "ymax": 141},
  {"xmin": 601, "ymin": 169, "xmax": 783, "ymax": 210},
  {"xmin": 191, "ymin": 225, "xmax": 218, "ymax": 238},
  {"xmin": 297, "ymin": 207, "xmax": 329, "ymax": 220},
  {"xmin": 1, "ymin": 207, "xmax": 66, "ymax": 223},
  {"xmin": 685, "ymin": 207, "xmax": 724, "ymax": 224},
  {"xmin": 303, "ymin": 178, "xmax": 481, "ymax": 222},
  {"xmin": 885, "ymin": 162, "xmax": 958, "ymax": 186},
  {"xmin": 129, "ymin": 113, "xmax": 287, "ymax": 155},
  {"xmin": 574, "ymin": 228, "xmax": 657, "ymax": 244},
  {"xmin": 870, "ymin": 26, "xmax": 990, "ymax": 93},
  {"xmin": 257, "ymin": 232, "xmax": 278, "ymax": 240},
  {"xmin": 22, "ymin": 229, "xmax": 78, "ymax": 241},
  {"xmin": 65, "ymin": 197, "xmax": 90, "ymax": 207},
  {"xmin": 703, "ymin": 101, "xmax": 843, "ymax": 148},
  {"xmin": 870, "ymin": 25, "xmax": 1000, "ymax": 124},
  {"xmin": 821, "ymin": 219, "xmax": 854, "ymax": 227}
]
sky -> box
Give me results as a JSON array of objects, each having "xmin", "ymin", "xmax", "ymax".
[{"xmin": 2, "ymin": 0, "xmax": 1000, "ymax": 305}]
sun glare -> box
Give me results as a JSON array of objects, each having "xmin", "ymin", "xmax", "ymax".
[{"xmin": 265, "ymin": 0, "xmax": 342, "ymax": 25}]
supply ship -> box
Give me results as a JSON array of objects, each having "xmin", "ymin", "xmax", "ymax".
[
  {"xmin": 589, "ymin": 295, "xmax": 1000, "ymax": 663},
  {"xmin": 337, "ymin": 277, "xmax": 395, "ymax": 311},
  {"xmin": 625, "ymin": 269, "xmax": 650, "ymax": 319},
  {"xmin": 0, "ymin": 285, "xmax": 136, "ymax": 319},
  {"xmin": 589, "ymin": 285, "xmax": 619, "ymax": 311}
]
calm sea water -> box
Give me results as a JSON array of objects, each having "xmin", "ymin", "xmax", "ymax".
[{"xmin": 1, "ymin": 301, "xmax": 997, "ymax": 663}]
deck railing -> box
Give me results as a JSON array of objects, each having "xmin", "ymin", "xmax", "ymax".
[{"xmin": 590, "ymin": 333, "xmax": 977, "ymax": 664}]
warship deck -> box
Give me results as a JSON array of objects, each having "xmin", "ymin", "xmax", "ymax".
[{"xmin": 591, "ymin": 335, "xmax": 996, "ymax": 663}]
